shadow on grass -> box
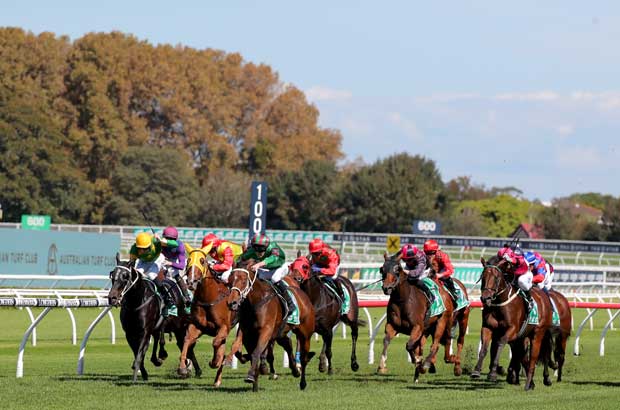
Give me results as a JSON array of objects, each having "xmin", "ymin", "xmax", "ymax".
[
  {"xmin": 569, "ymin": 381, "xmax": 620, "ymax": 388},
  {"xmin": 405, "ymin": 379, "xmax": 504, "ymax": 391}
]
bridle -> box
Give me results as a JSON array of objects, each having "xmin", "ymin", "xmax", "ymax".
[
  {"xmin": 229, "ymin": 268, "xmax": 256, "ymax": 302},
  {"xmin": 481, "ymin": 264, "xmax": 518, "ymax": 307},
  {"xmin": 110, "ymin": 264, "xmax": 139, "ymax": 302},
  {"xmin": 381, "ymin": 260, "xmax": 402, "ymax": 291}
]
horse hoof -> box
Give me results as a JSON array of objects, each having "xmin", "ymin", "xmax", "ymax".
[
  {"xmin": 470, "ymin": 370, "xmax": 481, "ymax": 379},
  {"xmin": 177, "ymin": 368, "xmax": 189, "ymax": 379},
  {"xmin": 270, "ymin": 373, "xmax": 279, "ymax": 380},
  {"xmin": 487, "ymin": 373, "xmax": 497, "ymax": 383},
  {"xmin": 151, "ymin": 358, "xmax": 163, "ymax": 367},
  {"xmin": 351, "ymin": 361, "xmax": 359, "ymax": 372},
  {"xmin": 195, "ymin": 369, "xmax": 202, "ymax": 378},
  {"xmin": 213, "ymin": 381, "xmax": 221, "ymax": 388},
  {"xmin": 259, "ymin": 364, "xmax": 269, "ymax": 375},
  {"xmin": 328, "ymin": 368, "xmax": 334, "ymax": 376},
  {"xmin": 159, "ymin": 351, "xmax": 168, "ymax": 361},
  {"xmin": 377, "ymin": 367, "xmax": 388, "ymax": 375},
  {"xmin": 300, "ymin": 379, "xmax": 307, "ymax": 390},
  {"xmin": 245, "ymin": 375, "xmax": 255, "ymax": 384},
  {"xmin": 429, "ymin": 364, "xmax": 436, "ymax": 374},
  {"xmin": 454, "ymin": 367, "xmax": 462, "ymax": 377},
  {"xmin": 318, "ymin": 363, "xmax": 326, "ymax": 373},
  {"xmin": 544, "ymin": 378, "xmax": 552, "ymax": 387},
  {"xmin": 497, "ymin": 366, "xmax": 506, "ymax": 376},
  {"xmin": 292, "ymin": 368, "xmax": 301, "ymax": 378}
]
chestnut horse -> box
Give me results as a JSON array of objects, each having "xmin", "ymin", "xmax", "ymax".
[
  {"xmin": 472, "ymin": 256, "xmax": 552, "ymax": 391},
  {"xmin": 227, "ymin": 258, "xmax": 316, "ymax": 392},
  {"xmin": 176, "ymin": 245, "xmax": 241, "ymax": 387},
  {"xmin": 107, "ymin": 256, "xmax": 200, "ymax": 382},
  {"xmin": 288, "ymin": 253, "xmax": 364, "ymax": 374},
  {"xmin": 377, "ymin": 252, "xmax": 457, "ymax": 383}
]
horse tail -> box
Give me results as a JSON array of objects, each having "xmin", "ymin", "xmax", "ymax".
[{"xmin": 336, "ymin": 275, "xmax": 367, "ymax": 327}]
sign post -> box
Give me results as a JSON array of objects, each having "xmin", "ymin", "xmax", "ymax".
[
  {"xmin": 248, "ymin": 181, "xmax": 268, "ymax": 240},
  {"xmin": 21, "ymin": 215, "xmax": 51, "ymax": 231},
  {"xmin": 413, "ymin": 220, "xmax": 441, "ymax": 236},
  {"xmin": 386, "ymin": 235, "xmax": 401, "ymax": 254}
]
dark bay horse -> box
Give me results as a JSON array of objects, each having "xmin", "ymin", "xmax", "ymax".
[
  {"xmin": 288, "ymin": 253, "xmax": 365, "ymax": 374},
  {"xmin": 227, "ymin": 259, "xmax": 316, "ymax": 392},
  {"xmin": 472, "ymin": 257, "xmax": 552, "ymax": 391},
  {"xmin": 177, "ymin": 245, "xmax": 241, "ymax": 387},
  {"xmin": 107, "ymin": 255, "xmax": 200, "ymax": 382},
  {"xmin": 377, "ymin": 252, "xmax": 456, "ymax": 382}
]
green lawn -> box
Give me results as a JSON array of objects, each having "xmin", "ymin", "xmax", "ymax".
[{"xmin": 1, "ymin": 307, "xmax": 619, "ymax": 410}]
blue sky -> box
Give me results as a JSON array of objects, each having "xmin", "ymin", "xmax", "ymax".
[{"xmin": 3, "ymin": 1, "xmax": 620, "ymax": 201}]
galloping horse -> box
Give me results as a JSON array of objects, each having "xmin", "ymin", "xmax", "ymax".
[
  {"xmin": 288, "ymin": 252, "xmax": 364, "ymax": 374},
  {"xmin": 227, "ymin": 258, "xmax": 316, "ymax": 392},
  {"xmin": 377, "ymin": 252, "xmax": 457, "ymax": 382},
  {"xmin": 472, "ymin": 256, "xmax": 552, "ymax": 391},
  {"xmin": 107, "ymin": 255, "xmax": 200, "ymax": 382},
  {"xmin": 177, "ymin": 245, "xmax": 240, "ymax": 387}
]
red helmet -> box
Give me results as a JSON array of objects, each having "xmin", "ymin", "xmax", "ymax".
[
  {"xmin": 250, "ymin": 233, "xmax": 270, "ymax": 251},
  {"xmin": 201, "ymin": 233, "xmax": 219, "ymax": 248},
  {"xmin": 309, "ymin": 238, "xmax": 324, "ymax": 254},
  {"xmin": 423, "ymin": 239, "xmax": 439, "ymax": 253},
  {"xmin": 400, "ymin": 244, "xmax": 418, "ymax": 260},
  {"xmin": 162, "ymin": 226, "xmax": 178, "ymax": 240}
]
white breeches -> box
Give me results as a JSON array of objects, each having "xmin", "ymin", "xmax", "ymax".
[
  {"xmin": 517, "ymin": 271, "xmax": 533, "ymax": 292},
  {"xmin": 258, "ymin": 265, "xmax": 289, "ymax": 283},
  {"xmin": 135, "ymin": 254, "xmax": 166, "ymax": 282}
]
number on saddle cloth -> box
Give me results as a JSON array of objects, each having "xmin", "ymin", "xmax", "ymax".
[{"xmin": 421, "ymin": 278, "xmax": 446, "ymax": 317}]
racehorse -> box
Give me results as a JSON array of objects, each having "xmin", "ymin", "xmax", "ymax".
[
  {"xmin": 288, "ymin": 252, "xmax": 365, "ymax": 374},
  {"xmin": 227, "ymin": 258, "xmax": 316, "ymax": 392},
  {"xmin": 377, "ymin": 252, "xmax": 457, "ymax": 382},
  {"xmin": 107, "ymin": 254, "xmax": 200, "ymax": 382},
  {"xmin": 472, "ymin": 256, "xmax": 552, "ymax": 391},
  {"xmin": 177, "ymin": 245, "xmax": 241, "ymax": 387}
]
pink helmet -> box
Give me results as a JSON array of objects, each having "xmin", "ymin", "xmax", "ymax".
[
  {"xmin": 162, "ymin": 226, "xmax": 178, "ymax": 240},
  {"xmin": 400, "ymin": 244, "xmax": 419, "ymax": 260}
]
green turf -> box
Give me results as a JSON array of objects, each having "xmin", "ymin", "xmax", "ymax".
[{"xmin": 1, "ymin": 307, "xmax": 619, "ymax": 410}]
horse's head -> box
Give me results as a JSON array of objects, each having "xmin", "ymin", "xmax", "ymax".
[
  {"xmin": 185, "ymin": 245, "xmax": 209, "ymax": 291},
  {"xmin": 226, "ymin": 259, "xmax": 256, "ymax": 311},
  {"xmin": 479, "ymin": 256, "xmax": 510, "ymax": 307},
  {"xmin": 288, "ymin": 250, "xmax": 311, "ymax": 284},
  {"xmin": 380, "ymin": 252, "xmax": 403, "ymax": 296},
  {"xmin": 107, "ymin": 253, "xmax": 136, "ymax": 306}
]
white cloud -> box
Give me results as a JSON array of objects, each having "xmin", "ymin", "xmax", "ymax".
[
  {"xmin": 493, "ymin": 91, "xmax": 559, "ymax": 102},
  {"xmin": 387, "ymin": 112, "xmax": 422, "ymax": 140},
  {"xmin": 305, "ymin": 86, "xmax": 352, "ymax": 102}
]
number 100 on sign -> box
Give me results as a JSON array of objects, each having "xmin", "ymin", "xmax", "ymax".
[{"xmin": 249, "ymin": 181, "xmax": 268, "ymax": 237}]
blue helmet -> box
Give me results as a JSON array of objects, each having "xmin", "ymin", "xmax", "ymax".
[{"xmin": 524, "ymin": 251, "xmax": 536, "ymax": 265}]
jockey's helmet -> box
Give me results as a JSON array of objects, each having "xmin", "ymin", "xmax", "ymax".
[
  {"xmin": 524, "ymin": 251, "xmax": 536, "ymax": 265},
  {"xmin": 400, "ymin": 244, "xmax": 418, "ymax": 260},
  {"xmin": 202, "ymin": 233, "xmax": 219, "ymax": 248},
  {"xmin": 162, "ymin": 226, "xmax": 178, "ymax": 240},
  {"xmin": 135, "ymin": 232, "xmax": 152, "ymax": 249},
  {"xmin": 309, "ymin": 238, "xmax": 324, "ymax": 254},
  {"xmin": 250, "ymin": 233, "xmax": 270, "ymax": 252},
  {"xmin": 423, "ymin": 239, "xmax": 439, "ymax": 254}
]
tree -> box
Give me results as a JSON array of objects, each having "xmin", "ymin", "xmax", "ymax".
[
  {"xmin": 338, "ymin": 153, "xmax": 443, "ymax": 233},
  {"xmin": 455, "ymin": 195, "xmax": 535, "ymax": 237},
  {"xmin": 104, "ymin": 146, "xmax": 200, "ymax": 226},
  {"xmin": 195, "ymin": 168, "xmax": 252, "ymax": 228},
  {"xmin": 267, "ymin": 160, "xmax": 341, "ymax": 230}
]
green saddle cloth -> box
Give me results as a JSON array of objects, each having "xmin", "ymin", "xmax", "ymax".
[
  {"xmin": 518, "ymin": 290, "xmax": 539, "ymax": 325},
  {"xmin": 421, "ymin": 278, "xmax": 446, "ymax": 317},
  {"xmin": 549, "ymin": 296, "xmax": 560, "ymax": 327},
  {"xmin": 286, "ymin": 289, "xmax": 300, "ymax": 325},
  {"xmin": 451, "ymin": 284, "xmax": 470, "ymax": 311},
  {"xmin": 323, "ymin": 280, "xmax": 351, "ymax": 315}
]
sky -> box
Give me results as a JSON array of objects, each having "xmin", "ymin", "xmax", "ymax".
[{"xmin": 3, "ymin": 1, "xmax": 620, "ymax": 201}]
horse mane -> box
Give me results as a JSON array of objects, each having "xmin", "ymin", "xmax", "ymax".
[{"xmin": 486, "ymin": 255, "xmax": 501, "ymax": 265}]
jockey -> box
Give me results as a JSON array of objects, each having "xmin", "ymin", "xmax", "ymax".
[
  {"xmin": 308, "ymin": 238, "xmax": 344, "ymax": 300},
  {"xmin": 240, "ymin": 233, "xmax": 295, "ymax": 319},
  {"xmin": 525, "ymin": 251, "xmax": 553, "ymax": 294},
  {"xmin": 400, "ymin": 243, "xmax": 434, "ymax": 303},
  {"xmin": 201, "ymin": 233, "xmax": 244, "ymax": 282},
  {"xmin": 130, "ymin": 232, "xmax": 175, "ymax": 312},
  {"xmin": 423, "ymin": 239, "xmax": 458, "ymax": 303},
  {"xmin": 160, "ymin": 226, "xmax": 191, "ymax": 304},
  {"xmin": 499, "ymin": 244, "xmax": 533, "ymax": 307}
]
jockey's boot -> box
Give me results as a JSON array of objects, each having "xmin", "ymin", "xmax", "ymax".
[
  {"xmin": 324, "ymin": 276, "xmax": 344, "ymax": 302},
  {"xmin": 415, "ymin": 279, "xmax": 435, "ymax": 305},
  {"xmin": 157, "ymin": 284, "xmax": 175, "ymax": 317},
  {"xmin": 442, "ymin": 276, "xmax": 458, "ymax": 303},
  {"xmin": 274, "ymin": 281, "xmax": 295, "ymax": 320},
  {"xmin": 523, "ymin": 289, "xmax": 534, "ymax": 312},
  {"xmin": 175, "ymin": 274, "xmax": 193, "ymax": 305}
]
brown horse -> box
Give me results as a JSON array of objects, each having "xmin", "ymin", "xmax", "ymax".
[
  {"xmin": 227, "ymin": 258, "xmax": 316, "ymax": 392},
  {"xmin": 176, "ymin": 245, "xmax": 241, "ymax": 387},
  {"xmin": 541, "ymin": 289, "xmax": 572, "ymax": 384},
  {"xmin": 288, "ymin": 253, "xmax": 365, "ymax": 374},
  {"xmin": 377, "ymin": 252, "xmax": 456, "ymax": 383},
  {"xmin": 472, "ymin": 256, "xmax": 552, "ymax": 391}
]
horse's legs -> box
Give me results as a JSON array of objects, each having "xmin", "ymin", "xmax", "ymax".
[
  {"xmin": 488, "ymin": 336, "xmax": 508, "ymax": 383},
  {"xmin": 225, "ymin": 327, "xmax": 243, "ymax": 365},
  {"xmin": 210, "ymin": 326, "xmax": 229, "ymax": 369},
  {"xmin": 377, "ymin": 323, "xmax": 397, "ymax": 374},
  {"xmin": 177, "ymin": 323, "xmax": 202, "ymax": 378},
  {"xmin": 247, "ymin": 331, "xmax": 270, "ymax": 392},
  {"xmin": 158, "ymin": 328, "xmax": 168, "ymax": 361},
  {"xmin": 422, "ymin": 318, "xmax": 447, "ymax": 372},
  {"xmin": 275, "ymin": 334, "xmax": 301, "ymax": 378},
  {"xmin": 297, "ymin": 333, "xmax": 314, "ymax": 391},
  {"xmin": 471, "ymin": 326, "xmax": 492, "ymax": 378},
  {"xmin": 452, "ymin": 309, "xmax": 468, "ymax": 376},
  {"xmin": 150, "ymin": 329, "xmax": 163, "ymax": 367},
  {"xmin": 318, "ymin": 333, "xmax": 328, "ymax": 373},
  {"xmin": 265, "ymin": 341, "xmax": 278, "ymax": 380},
  {"xmin": 320, "ymin": 331, "xmax": 334, "ymax": 375},
  {"xmin": 133, "ymin": 329, "xmax": 152, "ymax": 382},
  {"xmin": 524, "ymin": 330, "xmax": 545, "ymax": 391},
  {"xmin": 349, "ymin": 317, "xmax": 360, "ymax": 372},
  {"xmin": 556, "ymin": 333, "xmax": 568, "ymax": 382}
]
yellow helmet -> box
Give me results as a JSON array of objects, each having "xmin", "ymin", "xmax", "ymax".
[{"xmin": 135, "ymin": 232, "xmax": 152, "ymax": 249}]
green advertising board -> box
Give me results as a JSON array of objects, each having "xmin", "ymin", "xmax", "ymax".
[
  {"xmin": 21, "ymin": 214, "xmax": 51, "ymax": 230},
  {"xmin": 133, "ymin": 227, "xmax": 333, "ymax": 244}
]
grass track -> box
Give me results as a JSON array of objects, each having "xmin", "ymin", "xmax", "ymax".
[{"xmin": 1, "ymin": 307, "xmax": 619, "ymax": 410}]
